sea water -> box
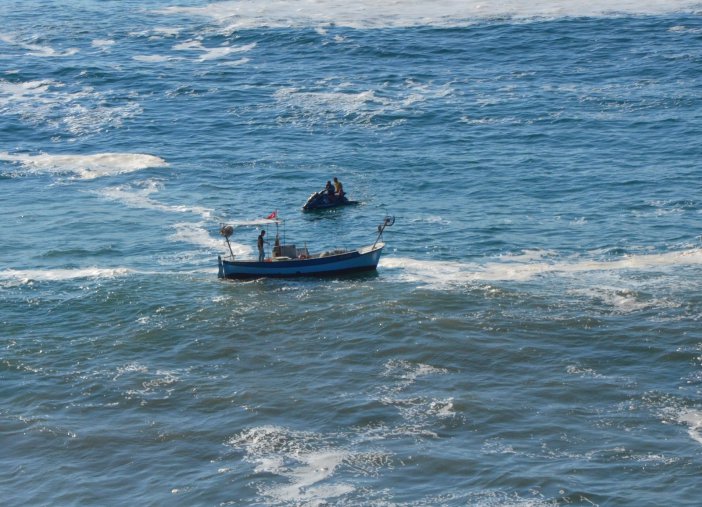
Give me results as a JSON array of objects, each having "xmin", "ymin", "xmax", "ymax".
[{"xmin": 2, "ymin": 1, "xmax": 702, "ymax": 505}]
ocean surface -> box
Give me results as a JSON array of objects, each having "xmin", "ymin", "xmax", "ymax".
[{"xmin": 2, "ymin": 1, "xmax": 702, "ymax": 505}]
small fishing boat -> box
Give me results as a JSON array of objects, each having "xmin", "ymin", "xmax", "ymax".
[
  {"xmin": 218, "ymin": 216, "xmax": 394, "ymax": 279},
  {"xmin": 302, "ymin": 189, "xmax": 358, "ymax": 211}
]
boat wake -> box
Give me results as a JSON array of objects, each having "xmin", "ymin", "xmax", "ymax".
[{"xmin": 381, "ymin": 247, "xmax": 702, "ymax": 288}]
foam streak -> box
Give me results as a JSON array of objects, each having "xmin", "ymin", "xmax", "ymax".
[
  {"xmin": 0, "ymin": 152, "xmax": 168, "ymax": 180},
  {"xmin": 381, "ymin": 248, "xmax": 702, "ymax": 287},
  {"xmin": 157, "ymin": 0, "xmax": 701, "ymax": 29}
]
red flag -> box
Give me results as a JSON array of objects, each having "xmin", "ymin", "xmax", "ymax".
[{"xmin": 266, "ymin": 210, "xmax": 277, "ymax": 220}]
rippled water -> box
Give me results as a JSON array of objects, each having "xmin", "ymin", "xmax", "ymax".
[{"xmin": 2, "ymin": 1, "xmax": 702, "ymax": 505}]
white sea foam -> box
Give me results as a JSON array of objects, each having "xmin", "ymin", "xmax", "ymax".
[
  {"xmin": 152, "ymin": 27, "xmax": 183, "ymax": 38},
  {"xmin": 377, "ymin": 360, "xmax": 454, "ymax": 432},
  {"xmin": 669, "ymin": 25, "xmax": 702, "ymax": 34},
  {"xmin": 0, "ymin": 266, "xmax": 211, "ymax": 286},
  {"xmin": 132, "ymin": 55, "xmax": 174, "ymax": 63},
  {"xmin": 0, "ymin": 33, "xmax": 78, "ymax": 57},
  {"xmin": 229, "ymin": 426, "xmax": 354, "ymax": 504},
  {"xmin": 98, "ymin": 181, "xmax": 214, "ymax": 220},
  {"xmin": 383, "ymin": 359, "xmax": 448, "ymax": 384},
  {"xmin": 0, "ymin": 78, "xmax": 142, "ymax": 135},
  {"xmin": 566, "ymin": 365, "xmax": 608, "ymax": 380},
  {"xmin": 569, "ymin": 286, "xmax": 682, "ymax": 314},
  {"xmin": 222, "ymin": 57, "xmax": 250, "ymax": 67},
  {"xmin": 0, "ymin": 78, "xmax": 55, "ymax": 104},
  {"xmin": 274, "ymin": 86, "xmax": 392, "ymax": 126},
  {"xmin": 0, "ymin": 152, "xmax": 168, "ymax": 180},
  {"xmin": 679, "ymin": 410, "xmax": 702, "ymax": 445},
  {"xmin": 91, "ymin": 39, "xmax": 115, "ymax": 49},
  {"xmin": 381, "ymin": 248, "xmax": 702, "ymax": 288},
  {"xmin": 156, "ymin": 0, "xmax": 701, "ymax": 29},
  {"xmin": 275, "ymin": 87, "xmax": 384, "ymax": 113},
  {"xmin": 274, "ymin": 81, "xmax": 455, "ymax": 126},
  {"xmin": 0, "ymin": 267, "xmax": 133, "ymax": 284},
  {"xmin": 265, "ymin": 450, "xmax": 353, "ymax": 503},
  {"xmin": 134, "ymin": 369, "xmax": 179, "ymax": 398},
  {"xmin": 173, "ymin": 40, "xmax": 256, "ymax": 61},
  {"xmin": 171, "ymin": 223, "xmax": 223, "ymax": 250},
  {"xmin": 171, "ymin": 222, "xmax": 250, "ymax": 256}
]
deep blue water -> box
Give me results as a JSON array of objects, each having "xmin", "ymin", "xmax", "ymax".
[{"xmin": 2, "ymin": 1, "xmax": 702, "ymax": 505}]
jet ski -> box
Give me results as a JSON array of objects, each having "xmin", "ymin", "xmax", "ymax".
[{"xmin": 302, "ymin": 190, "xmax": 358, "ymax": 211}]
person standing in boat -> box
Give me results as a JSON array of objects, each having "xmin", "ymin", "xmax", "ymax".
[
  {"xmin": 333, "ymin": 177, "xmax": 344, "ymax": 199},
  {"xmin": 257, "ymin": 230, "xmax": 266, "ymax": 262}
]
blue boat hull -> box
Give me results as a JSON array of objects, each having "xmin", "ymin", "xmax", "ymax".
[{"xmin": 218, "ymin": 243, "xmax": 384, "ymax": 279}]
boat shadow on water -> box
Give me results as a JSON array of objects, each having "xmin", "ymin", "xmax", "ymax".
[{"xmin": 218, "ymin": 268, "xmax": 381, "ymax": 284}]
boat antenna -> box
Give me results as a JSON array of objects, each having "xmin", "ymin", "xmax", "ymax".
[
  {"xmin": 373, "ymin": 215, "xmax": 395, "ymax": 248},
  {"xmin": 270, "ymin": 214, "xmax": 283, "ymax": 245},
  {"xmin": 219, "ymin": 224, "xmax": 235, "ymax": 259}
]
